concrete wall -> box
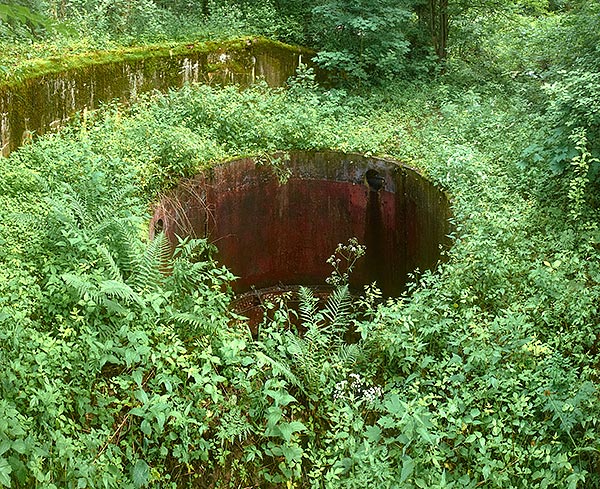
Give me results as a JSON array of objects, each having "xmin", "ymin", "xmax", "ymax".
[{"xmin": 0, "ymin": 40, "xmax": 306, "ymax": 156}]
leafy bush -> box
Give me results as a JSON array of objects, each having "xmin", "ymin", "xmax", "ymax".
[
  {"xmin": 310, "ymin": 0, "xmax": 416, "ymax": 83},
  {"xmin": 1, "ymin": 57, "xmax": 600, "ymax": 488}
]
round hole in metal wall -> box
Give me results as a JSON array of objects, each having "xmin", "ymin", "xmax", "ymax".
[
  {"xmin": 365, "ymin": 169, "xmax": 385, "ymax": 192},
  {"xmin": 154, "ymin": 218, "xmax": 164, "ymax": 235}
]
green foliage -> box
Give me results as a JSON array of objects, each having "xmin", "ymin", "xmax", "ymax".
[
  {"xmin": 311, "ymin": 0, "xmax": 416, "ymax": 83},
  {"xmin": 543, "ymin": 72, "xmax": 600, "ymax": 179},
  {"xmin": 517, "ymin": 71, "xmax": 600, "ymax": 209},
  {"xmin": 255, "ymin": 151, "xmax": 292, "ymax": 185},
  {"xmin": 0, "ymin": 2, "xmax": 66, "ymax": 38},
  {"xmin": 2, "ymin": 21, "xmax": 600, "ymax": 487},
  {"xmin": 64, "ymin": 0, "xmax": 177, "ymax": 40},
  {"xmin": 566, "ymin": 129, "xmax": 598, "ymax": 221}
]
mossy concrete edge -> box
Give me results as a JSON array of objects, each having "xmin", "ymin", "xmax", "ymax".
[
  {"xmin": 0, "ymin": 37, "xmax": 313, "ymax": 90},
  {"xmin": 0, "ymin": 37, "xmax": 312, "ymax": 156}
]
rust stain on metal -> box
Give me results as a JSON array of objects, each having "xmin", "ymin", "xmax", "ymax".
[{"xmin": 152, "ymin": 151, "xmax": 453, "ymax": 311}]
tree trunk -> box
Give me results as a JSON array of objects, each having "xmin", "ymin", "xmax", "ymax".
[
  {"xmin": 435, "ymin": 0, "xmax": 449, "ymax": 60},
  {"xmin": 418, "ymin": 0, "xmax": 449, "ymax": 60}
]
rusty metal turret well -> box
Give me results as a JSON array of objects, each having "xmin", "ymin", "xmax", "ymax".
[{"xmin": 151, "ymin": 151, "xmax": 452, "ymax": 315}]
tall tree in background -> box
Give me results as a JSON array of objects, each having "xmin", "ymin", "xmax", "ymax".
[
  {"xmin": 417, "ymin": 0, "xmax": 553, "ymax": 62},
  {"xmin": 417, "ymin": 0, "xmax": 448, "ymax": 60}
]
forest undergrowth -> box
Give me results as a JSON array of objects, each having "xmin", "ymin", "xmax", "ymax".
[{"xmin": 0, "ymin": 56, "xmax": 599, "ymax": 487}]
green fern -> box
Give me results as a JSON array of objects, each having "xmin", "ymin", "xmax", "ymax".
[
  {"xmin": 216, "ymin": 407, "xmax": 255, "ymax": 444},
  {"xmin": 97, "ymin": 244, "xmax": 124, "ymax": 282},
  {"xmin": 98, "ymin": 279, "xmax": 142, "ymax": 305},
  {"xmin": 254, "ymin": 350, "xmax": 307, "ymax": 396},
  {"xmin": 297, "ymin": 286, "xmax": 320, "ymax": 328},
  {"xmin": 61, "ymin": 272, "xmax": 103, "ymax": 304},
  {"xmin": 130, "ymin": 232, "xmax": 171, "ymax": 293},
  {"xmin": 256, "ymin": 283, "xmax": 366, "ymax": 399},
  {"xmin": 172, "ymin": 311, "xmax": 214, "ymax": 335},
  {"xmin": 96, "ymin": 217, "xmax": 143, "ymax": 279},
  {"xmin": 322, "ymin": 284, "xmax": 352, "ymax": 330},
  {"xmin": 49, "ymin": 183, "xmax": 174, "ymax": 319},
  {"xmin": 334, "ymin": 343, "xmax": 362, "ymax": 368},
  {"xmin": 253, "ymin": 237, "xmax": 372, "ymax": 399}
]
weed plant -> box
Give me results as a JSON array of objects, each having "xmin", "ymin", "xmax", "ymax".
[{"xmin": 0, "ymin": 65, "xmax": 599, "ymax": 488}]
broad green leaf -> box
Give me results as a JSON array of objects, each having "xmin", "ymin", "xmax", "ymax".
[
  {"xmin": 9, "ymin": 441, "xmax": 25, "ymax": 455},
  {"xmin": 384, "ymin": 394, "xmax": 404, "ymax": 417},
  {"xmin": 0, "ymin": 458, "xmax": 11, "ymax": 488},
  {"xmin": 364, "ymin": 424, "xmax": 381, "ymax": 443},
  {"xmin": 400, "ymin": 455, "xmax": 414, "ymax": 483},
  {"xmin": 131, "ymin": 459, "xmax": 149, "ymax": 488},
  {"xmin": 277, "ymin": 421, "xmax": 307, "ymax": 442},
  {"xmin": 265, "ymin": 389, "xmax": 296, "ymax": 407}
]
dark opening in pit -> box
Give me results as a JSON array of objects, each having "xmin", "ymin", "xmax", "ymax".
[
  {"xmin": 154, "ymin": 218, "xmax": 164, "ymax": 235},
  {"xmin": 151, "ymin": 151, "xmax": 453, "ymax": 319},
  {"xmin": 365, "ymin": 169, "xmax": 385, "ymax": 192}
]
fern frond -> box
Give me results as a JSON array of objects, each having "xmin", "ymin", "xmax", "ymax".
[
  {"xmin": 102, "ymin": 298, "xmax": 130, "ymax": 316},
  {"xmin": 34, "ymin": 173, "xmax": 52, "ymax": 195},
  {"xmin": 97, "ymin": 217, "xmax": 144, "ymax": 279},
  {"xmin": 61, "ymin": 272, "xmax": 102, "ymax": 304},
  {"xmin": 130, "ymin": 232, "xmax": 170, "ymax": 292},
  {"xmin": 97, "ymin": 244, "xmax": 124, "ymax": 282},
  {"xmin": 63, "ymin": 186, "xmax": 91, "ymax": 227},
  {"xmin": 45, "ymin": 194, "xmax": 77, "ymax": 227},
  {"xmin": 297, "ymin": 286, "xmax": 320, "ymax": 328},
  {"xmin": 96, "ymin": 322, "xmax": 120, "ymax": 342},
  {"xmin": 7, "ymin": 212, "xmax": 47, "ymax": 234},
  {"xmin": 323, "ymin": 285, "xmax": 351, "ymax": 329},
  {"xmin": 98, "ymin": 279, "xmax": 142, "ymax": 306},
  {"xmin": 335, "ymin": 343, "xmax": 362, "ymax": 368},
  {"xmin": 284, "ymin": 332, "xmax": 306, "ymax": 357},
  {"xmin": 281, "ymin": 328, "xmax": 333, "ymax": 392},
  {"xmin": 254, "ymin": 351, "xmax": 308, "ymax": 396},
  {"xmin": 173, "ymin": 312, "xmax": 218, "ymax": 336},
  {"xmin": 99, "ymin": 185, "xmax": 137, "ymax": 220}
]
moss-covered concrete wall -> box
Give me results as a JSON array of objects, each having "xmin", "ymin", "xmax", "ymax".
[{"xmin": 0, "ymin": 38, "xmax": 310, "ymax": 156}]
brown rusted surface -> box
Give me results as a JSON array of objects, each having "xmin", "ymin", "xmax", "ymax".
[{"xmin": 151, "ymin": 151, "xmax": 453, "ymax": 303}]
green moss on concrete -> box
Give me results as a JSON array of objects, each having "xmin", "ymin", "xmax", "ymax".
[
  {"xmin": 0, "ymin": 37, "xmax": 313, "ymax": 90},
  {"xmin": 0, "ymin": 37, "xmax": 313, "ymax": 157}
]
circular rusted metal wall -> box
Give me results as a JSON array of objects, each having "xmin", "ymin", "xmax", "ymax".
[{"xmin": 151, "ymin": 151, "xmax": 453, "ymax": 299}]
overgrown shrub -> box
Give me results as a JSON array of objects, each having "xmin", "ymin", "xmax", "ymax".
[{"xmin": 1, "ymin": 62, "xmax": 600, "ymax": 488}]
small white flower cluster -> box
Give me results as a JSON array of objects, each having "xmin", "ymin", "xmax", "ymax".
[
  {"xmin": 326, "ymin": 239, "xmax": 367, "ymax": 286},
  {"xmin": 333, "ymin": 373, "xmax": 383, "ymax": 404},
  {"xmin": 361, "ymin": 384, "xmax": 384, "ymax": 403},
  {"xmin": 333, "ymin": 380, "xmax": 347, "ymax": 399}
]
